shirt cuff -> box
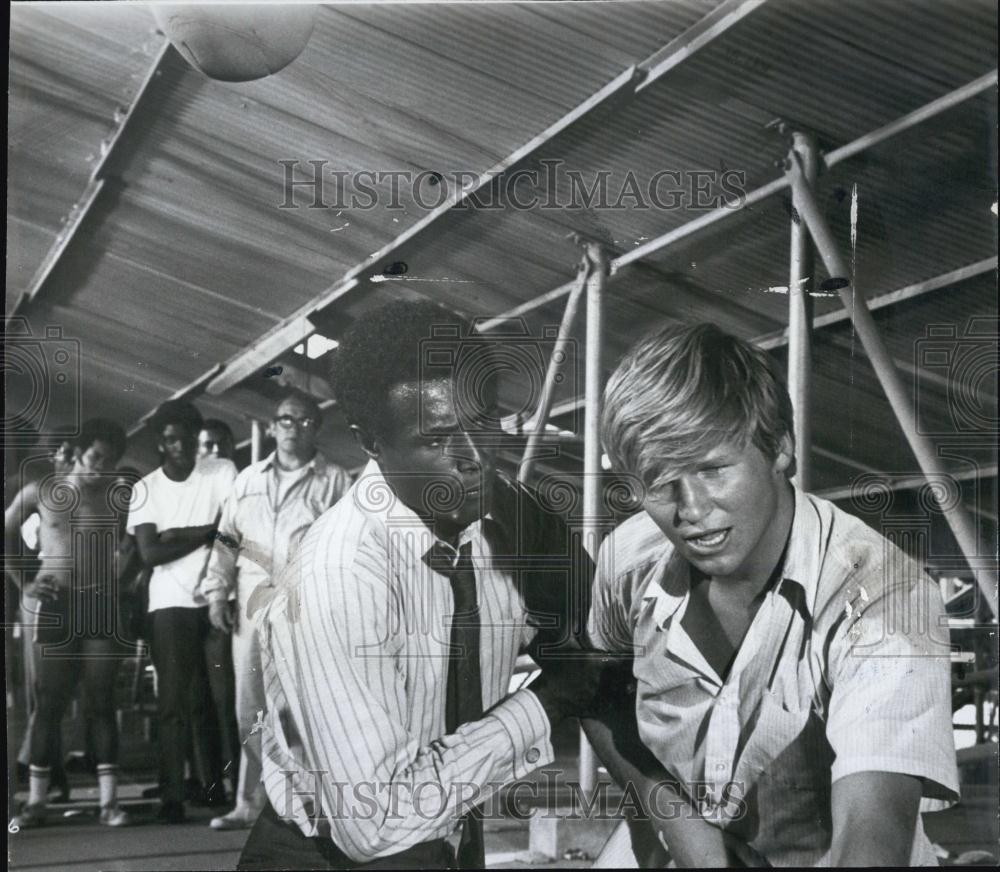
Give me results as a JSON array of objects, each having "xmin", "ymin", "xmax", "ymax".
[{"xmin": 486, "ymin": 689, "xmax": 554, "ymax": 781}]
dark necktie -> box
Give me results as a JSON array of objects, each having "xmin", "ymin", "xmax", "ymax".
[{"xmin": 439, "ymin": 542, "xmax": 485, "ymax": 869}]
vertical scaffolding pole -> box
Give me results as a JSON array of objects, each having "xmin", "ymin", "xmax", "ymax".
[
  {"xmin": 518, "ymin": 265, "xmax": 589, "ymax": 484},
  {"xmin": 250, "ymin": 419, "xmax": 263, "ymax": 464},
  {"xmin": 788, "ymin": 132, "xmax": 817, "ymax": 491},
  {"xmin": 786, "ymin": 157, "xmax": 998, "ymax": 618},
  {"xmin": 580, "ymin": 241, "xmax": 609, "ymax": 795}
]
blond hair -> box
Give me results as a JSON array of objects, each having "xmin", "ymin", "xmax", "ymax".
[{"xmin": 602, "ymin": 322, "xmax": 794, "ymax": 490}]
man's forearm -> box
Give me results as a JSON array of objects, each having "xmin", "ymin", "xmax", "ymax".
[
  {"xmin": 132, "ymin": 518, "xmax": 218, "ymax": 568},
  {"xmin": 530, "ymin": 651, "xmax": 730, "ymax": 867},
  {"xmin": 831, "ymin": 815, "xmax": 917, "ymax": 866},
  {"xmin": 830, "ymin": 772, "xmax": 922, "ymax": 866},
  {"xmin": 139, "ymin": 535, "xmax": 209, "ymax": 567},
  {"xmin": 4, "ymin": 528, "xmax": 36, "ymax": 590},
  {"xmin": 4, "ymin": 534, "xmax": 23, "ymax": 589},
  {"xmin": 294, "ymin": 689, "xmax": 554, "ymax": 863},
  {"xmin": 164, "ymin": 524, "xmax": 217, "ymax": 545},
  {"xmin": 579, "ymin": 710, "xmax": 731, "ymax": 868}
]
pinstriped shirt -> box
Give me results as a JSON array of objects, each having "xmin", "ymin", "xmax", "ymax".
[
  {"xmin": 200, "ymin": 451, "xmax": 351, "ymax": 605},
  {"xmin": 254, "ymin": 461, "xmax": 555, "ymax": 861},
  {"xmin": 589, "ymin": 488, "xmax": 959, "ymax": 867}
]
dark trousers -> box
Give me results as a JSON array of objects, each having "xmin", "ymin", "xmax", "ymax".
[
  {"xmin": 26, "ymin": 590, "xmax": 128, "ymax": 769},
  {"xmin": 150, "ymin": 606, "xmax": 237, "ymax": 804},
  {"xmin": 237, "ymin": 800, "xmax": 454, "ymax": 871}
]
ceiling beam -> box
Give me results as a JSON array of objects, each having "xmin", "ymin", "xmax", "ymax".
[
  {"xmin": 813, "ymin": 445, "xmax": 880, "ymax": 475},
  {"xmin": 200, "ymin": 0, "xmax": 769, "ymax": 400},
  {"xmin": 478, "ymin": 70, "xmax": 998, "ymax": 330},
  {"xmin": 544, "ymin": 256, "xmax": 998, "ymax": 423},
  {"xmin": 14, "ymin": 39, "xmax": 171, "ymax": 314},
  {"xmin": 635, "ymin": 0, "xmax": 766, "ymax": 91},
  {"xmin": 205, "ymin": 314, "xmax": 318, "ymax": 396},
  {"xmin": 823, "ymin": 70, "xmax": 999, "ymax": 168},
  {"xmin": 203, "ymin": 65, "xmax": 640, "ymax": 396},
  {"xmin": 270, "ymin": 356, "xmax": 336, "ymax": 402},
  {"xmin": 817, "ymin": 464, "xmax": 997, "ymax": 503},
  {"xmin": 126, "ymin": 364, "xmax": 224, "ymax": 438},
  {"xmin": 756, "ymin": 257, "xmax": 998, "ymax": 349}
]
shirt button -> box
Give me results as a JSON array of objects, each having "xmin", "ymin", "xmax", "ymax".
[{"xmin": 526, "ymin": 748, "xmax": 540, "ymax": 764}]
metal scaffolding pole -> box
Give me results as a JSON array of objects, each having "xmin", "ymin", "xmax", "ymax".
[
  {"xmin": 478, "ymin": 71, "xmax": 997, "ymax": 333},
  {"xmin": 788, "ymin": 132, "xmax": 818, "ymax": 490},
  {"xmin": 518, "ymin": 262, "xmax": 589, "ymax": 484},
  {"xmin": 580, "ymin": 241, "xmax": 609, "ymax": 795},
  {"xmin": 250, "ymin": 419, "xmax": 264, "ymax": 464},
  {"xmin": 786, "ymin": 156, "xmax": 998, "ymax": 618}
]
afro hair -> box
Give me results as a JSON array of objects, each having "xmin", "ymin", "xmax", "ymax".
[{"xmin": 329, "ymin": 299, "xmax": 483, "ymax": 440}]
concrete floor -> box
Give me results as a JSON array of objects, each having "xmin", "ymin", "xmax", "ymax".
[
  {"xmin": 11, "ymin": 776, "xmax": 1000, "ymax": 870},
  {"xmin": 7, "ymin": 785, "xmax": 596, "ymax": 872},
  {"xmin": 7, "ymin": 698, "xmax": 997, "ymax": 870},
  {"xmin": 6, "ymin": 709, "xmax": 602, "ymax": 872},
  {"xmin": 6, "ymin": 643, "xmax": 620, "ymax": 872}
]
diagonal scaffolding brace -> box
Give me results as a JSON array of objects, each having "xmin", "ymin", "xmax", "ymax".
[{"xmin": 785, "ymin": 155, "xmax": 998, "ymax": 618}]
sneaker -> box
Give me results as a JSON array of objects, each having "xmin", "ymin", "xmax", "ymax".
[
  {"xmin": 11, "ymin": 803, "xmax": 47, "ymax": 829},
  {"xmin": 210, "ymin": 809, "xmax": 257, "ymax": 830},
  {"xmin": 156, "ymin": 801, "xmax": 186, "ymax": 824},
  {"xmin": 99, "ymin": 805, "xmax": 132, "ymax": 827}
]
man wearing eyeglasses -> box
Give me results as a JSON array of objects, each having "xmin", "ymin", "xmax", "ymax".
[{"xmin": 201, "ymin": 392, "xmax": 351, "ymax": 831}]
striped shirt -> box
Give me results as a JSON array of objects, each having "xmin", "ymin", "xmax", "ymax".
[
  {"xmin": 589, "ymin": 487, "xmax": 959, "ymax": 867},
  {"xmin": 200, "ymin": 450, "xmax": 350, "ymax": 606},
  {"xmin": 254, "ymin": 461, "xmax": 570, "ymax": 862}
]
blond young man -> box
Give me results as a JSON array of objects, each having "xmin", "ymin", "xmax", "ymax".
[{"xmin": 590, "ymin": 323, "xmax": 958, "ymax": 866}]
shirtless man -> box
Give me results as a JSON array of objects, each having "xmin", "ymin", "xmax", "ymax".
[
  {"xmin": 5, "ymin": 418, "xmax": 133, "ymax": 828},
  {"xmin": 15, "ymin": 425, "xmax": 78, "ymax": 801}
]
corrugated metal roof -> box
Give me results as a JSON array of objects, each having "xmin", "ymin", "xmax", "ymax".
[{"xmin": 6, "ymin": 0, "xmax": 997, "ymax": 511}]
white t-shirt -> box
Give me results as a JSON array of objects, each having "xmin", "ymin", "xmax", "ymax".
[{"xmin": 127, "ymin": 456, "xmax": 237, "ymax": 611}]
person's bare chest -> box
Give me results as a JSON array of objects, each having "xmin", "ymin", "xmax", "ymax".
[
  {"xmin": 681, "ymin": 578, "xmax": 763, "ymax": 681},
  {"xmin": 37, "ymin": 478, "xmax": 120, "ymax": 559}
]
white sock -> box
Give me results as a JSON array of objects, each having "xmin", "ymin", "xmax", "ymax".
[
  {"xmin": 28, "ymin": 765, "xmax": 50, "ymax": 807},
  {"xmin": 97, "ymin": 764, "xmax": 118, "ymax": 808}
]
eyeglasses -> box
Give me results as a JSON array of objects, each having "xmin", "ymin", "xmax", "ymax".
[{"xmin": 274, "ymin": 415, "xmax": 318, "ymax": 430}]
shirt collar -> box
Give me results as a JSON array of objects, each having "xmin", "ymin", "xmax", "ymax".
[
  {"xmin": 777, "ymin": 487, "xmax": 825, "ymax": 616},
  {"xmin": 640, "ymin": 547, "xmax": 692, "ymax": 628},
  {"xmin": 354, "ymin": 460, "xmax": 490, "ymax": 569},
  {"xmin": 639, "ymin": 486, "xmax": 822, "ymax": 625},
  {"xmin": 260, "ymin": 450, "xmax": 328, "ymax": 474}
]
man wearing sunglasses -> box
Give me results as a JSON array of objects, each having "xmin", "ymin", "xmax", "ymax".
[{"xmin": 201, "ymin": 392, "xmax": 351, "ymax": 831}]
